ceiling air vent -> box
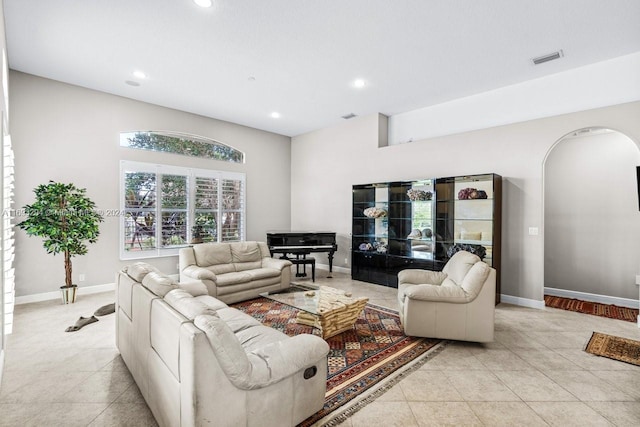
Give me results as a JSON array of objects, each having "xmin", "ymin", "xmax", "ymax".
[
  {"xmin": 341, "ymin": 113, "xmax": 357, "ymax": 120},
  {"xmin": 532, "ymin": 50, "xmax": 564, "ymax": 65}
]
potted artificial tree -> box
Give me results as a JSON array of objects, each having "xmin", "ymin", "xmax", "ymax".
[{"xmin": 18, "ymin": 181, "xmax": 103, "ymax": 304}]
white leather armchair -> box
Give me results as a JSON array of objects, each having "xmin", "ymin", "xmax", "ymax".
[{"xmin": 397, "ymin": 251, "xmax": 496, "ymax": 343}]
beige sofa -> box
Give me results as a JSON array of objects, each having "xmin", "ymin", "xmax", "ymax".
[
  {"xmin": 116, "ymin": 262, "xmax": 329, "ymax": 427},
  {"xmin": 179, "ymin": 241, "xmax": 292, "ymax": 304},
  {"xmin": 397, "ymin": 251, "xmax": 496, "ymax": 343}
]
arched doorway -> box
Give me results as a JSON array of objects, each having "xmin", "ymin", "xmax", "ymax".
[{"xmin": 543, "ymin": 127, "xmax": 640, "ymax": 306}]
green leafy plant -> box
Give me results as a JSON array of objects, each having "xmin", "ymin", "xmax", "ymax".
[{"xmin": 17, "ymin": 181, "xmax": 104, "ymax": 288}]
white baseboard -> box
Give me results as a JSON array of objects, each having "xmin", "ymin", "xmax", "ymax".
[
  {"xmin": 316, "ymin": 263, "xmax": 351, "ymax": 275},
  {"xmin": 15, "ymin": 283, "xmax": 115, "ymax": 305},
  {"xmin": 500, "ymin": 294, "xmax": 546, "ymax": 310},
  {"xmin": 544, "ymin": 287, "xmax": 639, "ymax": 309}
]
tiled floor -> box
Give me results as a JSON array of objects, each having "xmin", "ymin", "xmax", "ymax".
[{"xmin": 1, "ymin": 269, "xmax": 640, "ymax": 426}]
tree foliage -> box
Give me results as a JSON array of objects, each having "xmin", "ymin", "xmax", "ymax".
[
  {"xmin": 17, "ymin": 181, "xmax": 103, "ymax": 287},
  {"xmin": 124, "ymin": 132, "xmax": 243, "ymax": 163}
]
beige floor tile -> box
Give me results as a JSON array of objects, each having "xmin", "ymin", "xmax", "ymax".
[
  {"xmin": 528, "ymin": 401, "xmax": 613, "ymax": 426},
  {"xmin": 350, "ymin": 401, "xmax": 418, "ymax": 427},
  {"xmin": 493, "ymin": 370, "xmax": 577, "ymax": 401},
  {"xmin": 469, "ymin": 401, "xmax": 548, "ymax": 426},
  {"xmin": 408, "ymin": 401, "xmax": 482, "ymax": 426},
  {"xmin": 59, "ymin": 370, "xmax": 135, "ymax": 403},
  {"xmin": 471, "ymin": 348, "xmax": 535, "ymax": 371},
  {"xmin": 100, "ymin": 355, "xmax": 130, "ymax": 373},
  {"xmin": 587, "ymin": 402, "xmax": 640, "ymax": 426},
  {"xmin": 24, "ymin": 402, "xmax": 110, "ymax": 427},
  {"xmin": 557, "ymin": 349, "xmax": 640, "ymax": 371},
  {"xmin": 427, "ymin": 346, "xmax": 487, "ymax": 370},
  {"xmin": 494, "ymin": 331, "xmax": 548, "ymax": 350},
  {"xmin": 373, "ymin": 383, "xmax": 407, "ymax": 402},
  {"xmin": 114, "ymin": 383, "xmax": 146, "ymax": 404},
  {"xmin": 399, "ymin": 370, "xmax": 464, "ymax": 401},
  {"xmin": 511, "ymin": 349, "xmax": 582, "ymax": 371},
  {"xmin": 588, "ymin": 370, "xmax": 640, "ymax": 400},
  {"xmin": 0, "ymin": 403, "xmax": 39, "ymax": 426},
  {"xmin": 443, "ymin": 370, "xmax": 521, "ymax": 402},
  {"xmin": 0, "ymin": 370, "xmax": 95, "ymax": 403},
  {"xmin": 87, "ymin": 403, "xmax": 158, "ymax": 427},
  {"xmin": 525, "ymin": 331, "xmax": 593, "ymax": 350},
  {"xmin": 543, "ymin": 370, "xmax": 636, "ymax": 401}
]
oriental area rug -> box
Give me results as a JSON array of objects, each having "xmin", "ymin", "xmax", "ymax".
[
  {"xmin": 232, "ymin": 297, "xmax": 444, "ymax": 426},
  {"xmin": 585, "ymin": 332, "xmax": 640, "ymax": 367},
  {"xmin": 544, "ymin": 295, "xmax": 639, "ymax": 323}
]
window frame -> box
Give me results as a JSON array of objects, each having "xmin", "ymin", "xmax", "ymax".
[{"xmin": 120, "ymin": 160, "xmax": 245, "ymax": 260}]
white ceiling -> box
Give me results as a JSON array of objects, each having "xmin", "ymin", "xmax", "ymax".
[{"xmin": 4, "ymin": 0, "xmax": 640, "ymax": 137}]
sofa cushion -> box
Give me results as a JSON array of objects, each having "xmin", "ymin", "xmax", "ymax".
[
  {"xmin": 193, "ymin": 243, "xmax": 233, "ymax": 268},
  {"xmin": 127, "ymin": 262, "xmax": 161, "ymax": 282},
  {"xmin": 193, "ymin": 295, "xmax": 229, "ymax": 311},
  {"xmin": 442, "ymin": 251, "xmax": 480, "ymax": 285},
  {"xmin": 230, "ymin": 241, "xmax": 262, "ymax": 263},
  {"xmin": 235, "ymin": 324, "xmax": 289, "ymax": 353},
  {"xmin": 177, "ymin": 281, "xmax": 209, "ymax": 297},
  {"xmin": 461, "ymin": 262, "xmax": 491, "ymax": 299},
  {"xmin": 164, "ymin": 289, "xmax": 219, "ymax": 320},
  {"xmin": 235, "ymin": 261, "xmax": 262, "ymax": 272},
  {"xmin": 245, "ymin": 268, "xmax": 281, "ymax": 281},
  {"xmin": 209, "ymin": 263, "xmax": 235, "ymax": 275},
  {"xmin": 142, "ymin": 271, "xmax": 178, "ymax": 297},
  {"xmin": 216, "ymin": 271, "xmax": 252, "ymax": 287},
  {"xmin": 194, "ymin": 314, "xmax": 253, "ymax": 389},
  {"xmin": 216, "ymin": 307, "xmax": 263, "ymax": 333},
  {"xmin": 404, "ymin": 279, "xmax": 468, "ymax": 303}
]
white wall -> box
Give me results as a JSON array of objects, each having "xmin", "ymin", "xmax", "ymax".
[
  {"xmin": 292, "ymin": 102, "xmax": 640, "ymax": 303},
  {"xmin": 388, "ymin": 52, "xmax": 640, "ymax": 145},
  {"xmin": 544, "ymin": 130, "xmax": 640, "ymax": 300},
  {"xmin": 10, "ymin": 71, "xmax": 291, "ymax": 297}
]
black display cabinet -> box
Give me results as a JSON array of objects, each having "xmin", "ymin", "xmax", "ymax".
[{"xmin": 352, "ymin": 173, "xmax": 501, "ymax": 302}]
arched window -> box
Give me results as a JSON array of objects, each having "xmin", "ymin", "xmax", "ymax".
[{"xmin": 120, "ymin": 131, "xmax": 244, "ymax": 163}]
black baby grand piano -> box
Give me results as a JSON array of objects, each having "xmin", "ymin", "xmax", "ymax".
[{"xmin": 266, "ymin": 231, "xmax": 337, "ymax": 276}]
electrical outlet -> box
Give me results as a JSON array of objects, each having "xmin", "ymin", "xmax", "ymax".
[
  {"xmin": 78, "ymin": 274, "xmax": 86, "ymax": 282},
  {"xmin": 344, "ymin": 258, "xmax": 348, "ymax": 264},
  {"xmin": 636, "ymin": 275, "xmax": 640, "ymax": 286},
  {"xmin": 528, "ymin": 227, "xmax": 539, "ymax": 236}
]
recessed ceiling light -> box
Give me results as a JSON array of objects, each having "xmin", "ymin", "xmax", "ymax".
[
  {"xmin": 270, "ymin": 112, "xmax": 281, "ymax": 119},
  {"xmin": 132, "ymin": 70, "xmax": 146, "ymax": 79},
  {"xmin": 125, "ymin": 80, "xmax": 140, "ymax": 87},
  {"xmin": 193, "ymin": 0, "xmax": 212, "ymax": 7},
  {"xmin": 353, "ymin": 79, "xmax": 366, "ymax": 88}
]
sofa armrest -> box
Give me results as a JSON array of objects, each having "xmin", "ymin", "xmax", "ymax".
[
  {"xmin": 182, "ymin": 265, "xmax": 217, "ymax": 282},
  {"xmin": 403, "ymin": 282, "xmax": 468, "ymax": 303},
  {"xmin": 398, "ymin": 269, "xmax": 447, "ymax": 286},
  {"xmin": 261, "ymin": 257, "xmax": 292, "ymax": 271},
  {"xmin": 195, "ymin": 315, "xmax": 328, "ymax": 391},
  {"xmin": 246, "ymin": 334, "xmax": 330, "ymax": 388}
]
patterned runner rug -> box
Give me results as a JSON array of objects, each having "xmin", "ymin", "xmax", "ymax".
[
  {"xmin": 585, "ymin": 332, "xmax": 640, "ymax": 366},
  {"xmin": 232, "ymin": 297, "xmax": 444, "ymax": 426},
  {"xmin": 544, "ymin": 295, "xmax": 639, "ymax": 322}
]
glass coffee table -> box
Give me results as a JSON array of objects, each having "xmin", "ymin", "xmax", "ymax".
[{"xmin": 261, "ymin": 285, "xmax": 368, "ymax": 339}]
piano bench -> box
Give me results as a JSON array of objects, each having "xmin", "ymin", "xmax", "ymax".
[{"xmin": 290, "ymin": 257, "xmax": 316, "ymax": 282}]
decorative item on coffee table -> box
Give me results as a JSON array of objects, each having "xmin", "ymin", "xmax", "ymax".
[{"xmin": 262, "ymin": 286, "xmax": 368, "ymax": 339}]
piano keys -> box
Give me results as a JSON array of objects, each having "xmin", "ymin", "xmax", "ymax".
[{"xmin": 266, "ymin": 231, "xmax": 338, "ymax": 277}]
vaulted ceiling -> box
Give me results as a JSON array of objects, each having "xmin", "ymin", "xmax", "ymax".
[{"xmin": 4, "ymin": 0, "xmax": 640, "ymax": 136}]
